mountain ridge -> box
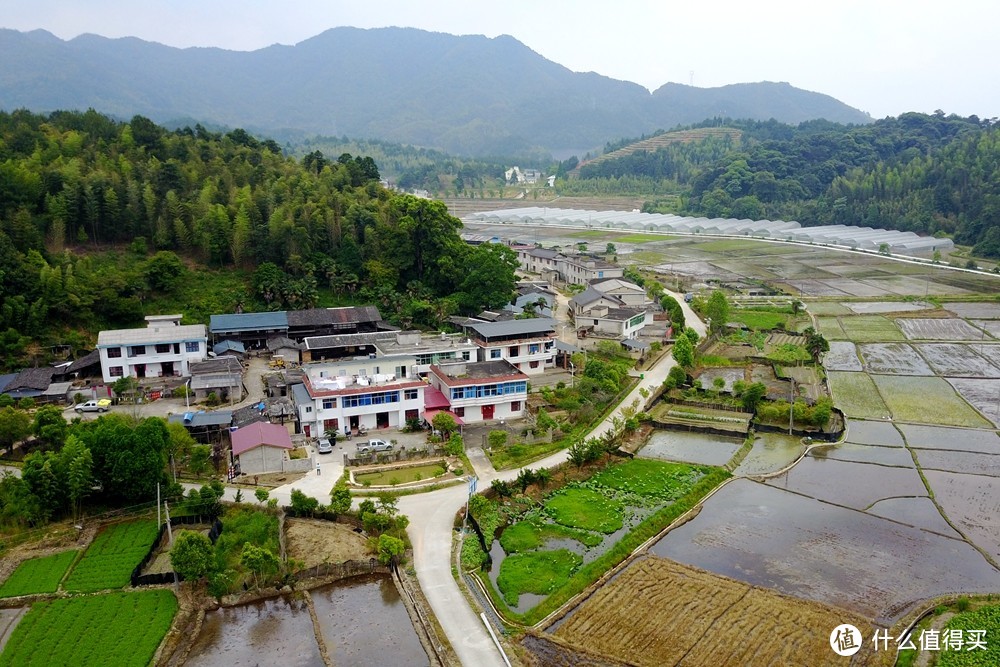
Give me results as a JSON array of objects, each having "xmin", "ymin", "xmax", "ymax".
[{"xmin": 0, "ymin": 26, "xmax": 872, "ymax": 155}]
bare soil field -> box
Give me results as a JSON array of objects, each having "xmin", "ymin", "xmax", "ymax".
[
  {"xmin": 896, "ymin": 424, "xmax": 1000, "ymax": 453},
  {"xmin": 922, "ymin": 470, "xmax": 1000, "ymax": 562},
  {"xmin": 823, "ymin": 340, "xmax": 863, "ymax": 371},
  {"xmin": 766, "ymin": 457, "xmax": 926, "ymax": 510},
  {"xmin": 858, "ymin": 343, "xmax": 933, "ymax": 375},
  {"xmin": 866, "ymin": 497, "xmax": 961, "ymax": 537},
  {"xmin": 915, "ymin": 343, "xmax": 1000, "ymax": 377},
  {"xmin": 897, "ymin": 318, "xmax": 985, "ymax": 341},
  {"xmin": 550, "ymin": 556, "xmax": 881, "ymax": 667},
  {"xmin": 872, "ymin": 375, "xmax": 992, "ymax": 427},
  {"xmin": 947, "ymin": 378, "xmax": 1000, "ymax": 426},
  {"xmin": 649, "ymin": 479, "xmax": 999, "ymax": 624},
  {"xmin": 285, "ymin": 518, "xmax": 371, "ymax": 569}
]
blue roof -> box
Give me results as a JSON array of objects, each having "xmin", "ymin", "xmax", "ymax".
[
  {"xmin": 213, "ymin": 340, "xmax": 246, "ymax": 355},
  {"xmin": 210, "ymin": 311, "xmax": 288, "ymax": 333}
]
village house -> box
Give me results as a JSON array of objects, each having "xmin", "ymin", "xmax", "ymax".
[
  {"xmin": 459, "ymin": 319, "xmax": 557, "ymax": 375},
  {"xmin": 96, "ymin": 315, "xmax": 207, "ymax": 383},
  {"xmin": 427, "ymin": 360, "xmax": 529, "ymax": 423}
]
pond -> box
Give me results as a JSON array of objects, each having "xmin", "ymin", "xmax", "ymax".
[
  {"xmin": 639, "ymin": 430, "xmax": 742, "ymax": 467},
  {"xmin": 311, "ymin": 575, "xmax": 429, "ymax": 667},
  {"xmin": 185, "ymin": 596, "xmax": 322, "ymax": 667},
  {"xmin": 733, "ymin": 432, "xmax": 805, "ymax": 475}
]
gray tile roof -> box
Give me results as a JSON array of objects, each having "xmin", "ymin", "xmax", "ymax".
[
  {"xmin": 210, "ymin": 311, "xmax": 288, "ymax": 333},
  {"xmin": 465, "ymin": 318, "xmax": 556, "ymax": 339}
]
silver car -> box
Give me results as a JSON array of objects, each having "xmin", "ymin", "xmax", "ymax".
[
  {"xmin": 356, "ymin": 438, "xmax": 393, "ymax": 454},
  {"xmin": 317, "ymin": 437, "xmax": 333, "ymax": 455}
]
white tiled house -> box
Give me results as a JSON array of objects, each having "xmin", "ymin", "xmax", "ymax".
[{"xmin": 97, "ymin": 315, "xmax": 207, "ymax": 383}]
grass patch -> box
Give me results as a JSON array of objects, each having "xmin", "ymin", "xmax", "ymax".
[
  {"xmin": 729, "ymin": 310, "xmax": 788, "ymax": 330},
  {"xmin": 496, "ymin": 549, "xmax": 582, "ymax": 607},
  {"xmin": 63, "ymin": 520, "xmax": 159, "ymax": 592},
  {"xmin": 827, "ymin": 371, "xmax": 890, "ymax": 419},
  {"xmin": 805, "ymin": 301, "xmax": 853, "ymax": 316},
  {"xmin": 614, "ymin": 233, "xmax": 674, "ymax": 243},
  {"xmin": 839, "ymin": 315, "xmax": 905, "ymax": 342},
  {"xmin": 0, "ymin": 590, "xmax": 177, "ymax": 667},
  {"xmin": 766, "ymin": 343, "xmax": 811, "ymax": 364},
  {"xmin": 213, "ymin": 505, "xmax": 280, "ymax": 577},
  {"xmin": 0, "ymin": 550, "xmax": 78, "ymax": 598},
  {"xmin": 499, "ymin": 520, "xmax": 602, "ymax": 554},
  {"xmin": 872, "ymin": 375, "xmax": 992, "ymax": 427},
  {"xmin": 589, "ymin": 459, "xmax": 705, "ymax": 501},
  {"xmin": 936, "ymin": 603, "xmax": 1000, "ymax": 666},
  {"xmin": 545, "ymin": 487, "xmax": 624, "ymax": 533},
  {"xmin": 354, "ymin": 462, "xmax": 448, "ymax": 486}
]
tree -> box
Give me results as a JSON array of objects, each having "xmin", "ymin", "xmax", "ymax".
[
  {"xmin": 605, "ymin": 243, "xmax": 616, "ymax": 255},
  {"xmin": 329, "ymin": 484, "xmax": 351, "ymax": 515},
  {"xmin": 705, "ymin": 290, "xmax": 730, "ymax": 333},
  {"xmin": 143, "ymin": 251, "xmax": 186, "ymax": 292},
  {"xmin": 60, "ymin": 435, "xmax": 93, "ymax": 522},
  {"xmin": 376, "ymin": 492, "xmax": 399, "ymax": 517},
  {"xmin": 0, "ymin": 407, "xmax": 31, "ymax": 449},
  {"xmin": 239, "ymin": 542, "xmax": 279, "ymax": 588},
  {"xmin": 32, "ymin": 405, "xmax": 67, "ymax": 447},
  {"xmin": 377, "ymin": 534, "xmax": 405, "ymax": 566},
  {"xmin": 170, "ymin": 531, "xmax": 214, "ymax": 582},
  {"xmin": 741, "ymin": 382, "xmax": 768, "ymax": 411},
  {"xmin": 567, "ymin": 441, "xmax": 588, "ymax": 469},
  {"xmin": 188, "ymin": 445, "xmax": 211, "ymax": 476},
  {"xmin": 660, "ymin": 295, "xmax": 685, "ymax": 331},
  {"xmin": 254, "ymin": 488, "xmax": 269, "ymax": 505},
  {"xmin": 21, "ymin": 452, "xmax": 62, "ymax": 522},
  {"xmin": 803, "ymin": 327, "xmax": 830, "ymax": 363},
  {"xmin": 672, "ymin": 335, "xmax": 694, "ymax": 369},
  {"xmin": 487, "ymin": 430, "xmax": 507, "ymax": 450},
  {"xmin": 665, "ymin": 365, "xmax": 688, "ymax": 390},
  {"xmin": 74, "ymin": 415, "xmax": 168, "ymax": 504},
  {"xmin": 432, "ymin": 412, "xmax": 458, "ymax": 439},
  {"xmin": 456, "ymin": 243, "xmax": 518, "ymax": 312}
]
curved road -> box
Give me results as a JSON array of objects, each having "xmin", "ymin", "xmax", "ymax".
[{"xmin": 401, "ymin": 288, "xmax": 705, "ymax": 666}]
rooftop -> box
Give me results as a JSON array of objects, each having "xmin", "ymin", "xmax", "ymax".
[
  {"xmin": 98, "ymin": 324, "xmax": 207, "ymax": 347},
  {"xmin": 431, "ymin": 360, "xmax": 528, "ymax": 386},
  {"xmin": 213, "ymin": 340, "xmax": 246, "ymax": 355},
  {"xmin": 464, "ymin": 318, "xmax": 557, "ymax": 340},
  {"xmin": 168, "ymin": 410, "xmax": 233, "ymax": 428},
  {"xmin": 190, "ymin": 357, "xmax": 242, "ymax": 375},
  {"xmin": 231, "ymin": 421, "xmax": 293, "ymax": 456},
  {"xmin": 209, "ymin": 311, "xmax": 288, "ymax": 333}
]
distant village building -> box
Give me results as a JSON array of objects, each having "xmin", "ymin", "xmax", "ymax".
[
  {"xmin": 513, "ymin": 246, "xmax": 623, "ymax": 284},
  {"xmin": 504, "ymin": 167, "xmax": 542, "ymax": 185}
]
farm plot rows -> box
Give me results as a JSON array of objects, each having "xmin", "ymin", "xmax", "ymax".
[
  {"xmin": 915, "ymin": 343, "xmax": 1000, "ymax": 377},
  {"xmin": 838, "ymin": 315, "xmax": 905, "ymax": 342},
  {"xmin": 824, "ymin": 341, "xmax": 863, "ymax": 371},
  {"xmin": 649, "ymin": 479, "xmax": 999, "ymax": 624},
  {"xmin": 0, "ymin": 590, "xmax": 177, "ymax": 667},
  {"xmin": 897, "ymin": 318, "xmax": 985, "ymax": 340},
  {"xmin": 944, "ymin": 302, "xmax": 1000, "ymax": 319},
  {"xmin": 858, "ymin": 343, "xmax": 933, "ymax": 375},
  {"xmin": 846, "ymin": 301, "xmax": 933, "ymax": 314},
  {"xmin": 871, "ymin": 375, "xmax": 992, "ymax": 427},
  {"xmin": 0, "ymin": 551, "xmax": 78, "ymax": 598},
  {"xmin": 550, "ymin": 556, "xmax": 879, "ymax": 667},
  {"xmin": 63, "ymin": 519, "xmax": 159, "ymax": 592}
]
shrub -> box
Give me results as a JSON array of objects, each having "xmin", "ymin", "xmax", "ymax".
[{"xmin": 289, "ymin": 489, "xmax": 319, "ymax": 516}]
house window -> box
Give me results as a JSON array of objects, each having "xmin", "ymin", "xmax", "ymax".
[
  {"xmin": 322, "ymin": 398, "xmax": 337, "ymax": 409},
  {"xmin": 530, "ymin": 360, "xmax": 540, "ymax": 369},
  {"xmin": 490, "ymin": 349, "xmax": 502, "ymax": 360},
  {"xmin": 305, "ymin": 406, "xmax": 313, "ymax": 413},
  {"xmin": 454, "ymin": 407, "xmax": 465, "ymax": 418},
  {"xmin": 511, "ymin": 401, "xmax": 522, "ymax": 411},
  {"xmin": 462, "ymin": 351, "xmax": 471, "ymax": 361},
  {"xmin": 107, "ymin": 347, "xmax": 122, "ymax": 358},
  {"xmin": 185, "ymin": 342, "xmax": 200, "ymax": 353},
  {"xmin": 404, "ymin": 389, "xmax": 419, "ymax": 400},
  {"xmin": 529, "ymin": 344, "xmax": 540, "ymax": 354},
  {"xmin": 598, "ymin": 271, "xmax": 604, "ymax": 278},
  {"xmin": 109, "ymin": 366, "xmax": 123, "ymax": 377},
  {"xmin": 155, "ymin": 344, "xmax": 171, "ymax": 354},
  {"xmin": 508, "ymin": 345, "xmax": 519, "ymax": 357},
  {"xmin": 129, "ymin": 345, "xmax": 146, "ymax": 357}
]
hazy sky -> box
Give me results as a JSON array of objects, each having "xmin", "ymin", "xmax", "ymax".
[{"xmin": 3, "ymin": 0, "xmax": 998, "ymax": 119}]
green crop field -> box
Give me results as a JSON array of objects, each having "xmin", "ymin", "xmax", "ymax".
[
  {"xmin": 0, "ymin": 590, "xmax": 177, "ymax": 667},
  {"xmin": 816, "ymin": 316, "xmax": 848, "ymax": 340},
  {"xmin": 63, "ymin": 519, "xmax": 159, "ymax": 593},
  {"xmin": 729, "ymin": 310, "xmax": 788, "ymax": 330},
  {"xmin": 590, "ymin": 459, "xmax": 705, "ymax": 501},
  {"xmin": 827, "ymin": 371, "xmax": 891, "ymax": 419},
  {"xmin": 872, "ymin": 375, "xmax": 992, "ymax": 427},
  {"xmin": 354, "ymin": 462, "xmax": 448, "ymax": 486},
  {"xmin": 838, "ymin": 315, "xmax": 905, "ymax": 342},
  {"xmin": 806, "ymin": 301, "xmax": 852, "ymax": 316},
  {"xmin": 0, "ymin": 551, "xmax": 78, "ymax": 598},
  {"xmin": 936, "ymin": 603, "xmax": 1000, "ymax": 666}
]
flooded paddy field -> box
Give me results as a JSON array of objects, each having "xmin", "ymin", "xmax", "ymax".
[
  {"xmin": 974, "ymin": 344, "xmax": 1000, "ymax": 367},
  {"xmin": 896, "ymin": 424, "xmax": 1000, "ymax": 453},
  {"xmin": 897, "ymin": 317, "xmax": 985, "ymax": 340},
  {"xmin": 185, "ymin": 596, "xmax": 322, "ymax": 667},
  {"xmin": 915, "ymin": 343, "xmax": 1000, "ymax": 377},
  {"xmin": 872, "ymin": 374, "xmax": 992, "ymax": 427},
  {"xmin": 867, "ymin": 496, "xmax": 960, "ymax": 537},
  {"xmin": 733, "ymin": 432, "xmax": 805, "ymax": 476},
  {"xmin": 766, "ymin": 456, "xmax": 926, "ymax": 510},
  {"xmin": 844, "ymin": 418, "xmax": 905, "ymax": 446},
  {"xmin": 973, "ymin": 320, "xmax": 1000, "ymax": 337},
  {"xmin": 944, "ymin": 302, "xmax": 1000, "ymax": 319},
  {"xmin": 311, "ymin": 575, "xmax": 429, "ymax": 667},
  {"xmin": 846, "ymin": 301, "xmax": 934, "ymax": 314},
  {"xmin": 914, "ymin": 448, "xmax": 1000, "ymax": 476},
  {"xmin": 947, "ymin": 378, "xmax": 1000, "ymax": 426},
  {"xmin": 922, "ymin": 470, "xmax": 1000, "ymax": 562},
  {"xmin": 808, "ymin": 442, "xmax": 915, "ymax": 467},
  {"xmin": 649, "ymin": 479, "xmax": 999, "ymax": 623},
  {"xmin": 827, "ymin": 371, "xmax": 891, "ymax": 419},
  {"xmin": 858, "ymin": 343, "xmax": 933, "ymax": 375},
  {"xmin": 638, "ymin": 431, "xmax": 742, "ymax": 467},
  {"xmin": 824, "ymin": 341, "xmax": 863, "ymax": 371}
]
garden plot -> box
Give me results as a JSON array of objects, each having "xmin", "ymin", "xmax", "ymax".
[
  {"xmin": 733, "ymin": 433, "xmax": 806, "ymax": 476},
  {"xmin": 947, "ymin": 378, "xmax": 1000, "ymax": 426},
  {"xmin": 649, "ymin": 479, "xmax": 999, "ymax": 624},
  {"xmin": 866, "ymin": 497, "xmax": 960, "ymax": 537},
  {"xmin": 922, "ymin": 470, "xmax": 1000, "ymax": 562},
  {"xmin": 839, "ymin": 315, "xmax": 905, "ymax": 342},
  {"xmin": 808, "ymin": 443, "xmax": 915, "ymax": 468},
  {"xmin": 696, "ymin": 367, "xmax": 744, "ymax": 393},
  {"xmin": 872, "ymin": 375, "xmax": 992, "ymax": 427},
  {"xmin": 858, "ymin": 343, "xmax": 933, "ymax": 375},
  {"xmin": 945, "ymin": 302, "xmax": 1000, "ymax": 319},
  {"xmin": 897, "ymin": 424, "xmax": 1000, "ymax": 453},
  {"xmin": 816, "ymin": 316, "xmax": 848, "ymax": 340},
  {"xmin": 827, "ymin": 371, "xmax": 891, "ymax": 419},
  {"xmin": 846, "ymin": 301, "xmax": 934, "ymax": 314},
  {"xmin": 824, "ymin": 341, "xmax": 862, "ymax": 370},
  {"xmin": 549, "ymin": 556, "xmax": 879, "ymax": 667},
  {"xmin": 916, "ymin": 343, "xmax": 1000, "ymax": 377},
  {"xmin": 766, "ymin": 457, "xmax": 926, "ymax": 510},
  {"xmin": 897, "ymin": 318, "xmax": 985, "ymax": 340},
  {"xmin": 0, "ymin": 551, "xmax": 78, "ymax": 598},
  {"xmin": 63, "ymin": 519, "xmax": 159, "ymax": 593},
  {"xmin": 913, "ymin": 448, "xmax": 1000, "ymax": 477},
  {"xmin": 845, "ymin": 419, "xmax": 905, "ymax": 446}
]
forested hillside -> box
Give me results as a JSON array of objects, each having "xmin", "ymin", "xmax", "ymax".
[
  {"xmin": 0, "ymin": 110, "xmax": 517, "ymax": 370},
  {"xmin": 576, "ymin": 113, "xmax": 1000, "ymax": 254}
]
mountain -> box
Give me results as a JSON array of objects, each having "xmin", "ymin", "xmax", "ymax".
[{"xmin": 0, "ymin": 27, "xmax": 872, "ymax": 155}]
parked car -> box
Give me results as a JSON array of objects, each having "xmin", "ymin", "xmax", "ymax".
[
  {"xmin": 317, "ymin": 437, "xmax": 333, "ymax": 455},
  {"xmin": 356, "ymin": 438, "xmax": 393, "ymax": 454},
  {"xmin": 76, "ymin": 399, "xmax": 112, "ymax": 413}
]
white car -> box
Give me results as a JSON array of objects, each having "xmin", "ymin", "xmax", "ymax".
[
  {"xmin": 76, "ymin": 399, "xmax": 112, "ymax": 413},
  {"xmin": 317, "ymin": 437, "xmax": 333, "ymax": 455},
  {"xmin": 356, "ymin": 438, "xmax": 393, "ymax": 454}
]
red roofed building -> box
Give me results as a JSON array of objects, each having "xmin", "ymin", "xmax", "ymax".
[{"xmin": 231, "ymin": 421, "xmax": 296, "ymax": 474}]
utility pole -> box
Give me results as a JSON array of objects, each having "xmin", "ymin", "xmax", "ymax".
[
  {"xmin": 164, "ymin": 500, "xmax": 178, "ymax": 589},
  {"xmin": 157, "ymin": 484, "xmax": 161, "ymax": 528},
  {"xmin": 788, "ymin": 378, "xmax": 795, "ymax": 435}
]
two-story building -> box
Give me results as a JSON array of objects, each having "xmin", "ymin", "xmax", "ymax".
[
  {"xmin": 302, "ymin": 331, "xmax": 477, "ymax": 374},
  {"xmin": 428, "ymin": 360, "xmax": 528, "ymax": 423},
  {"xmin": 461, "ymin": 319, "xmax": 557, "ymax": 375},
  {"xmin": 588, "ymin": 277, "xmax": 650, "ymax": 307},
  {"xmin": 97, "ymin": 315, "xmax": 207, "ymax": 383},
  {"xmin": 514, "ymin": 246, "xmax": 624, "ymax": 285}
]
